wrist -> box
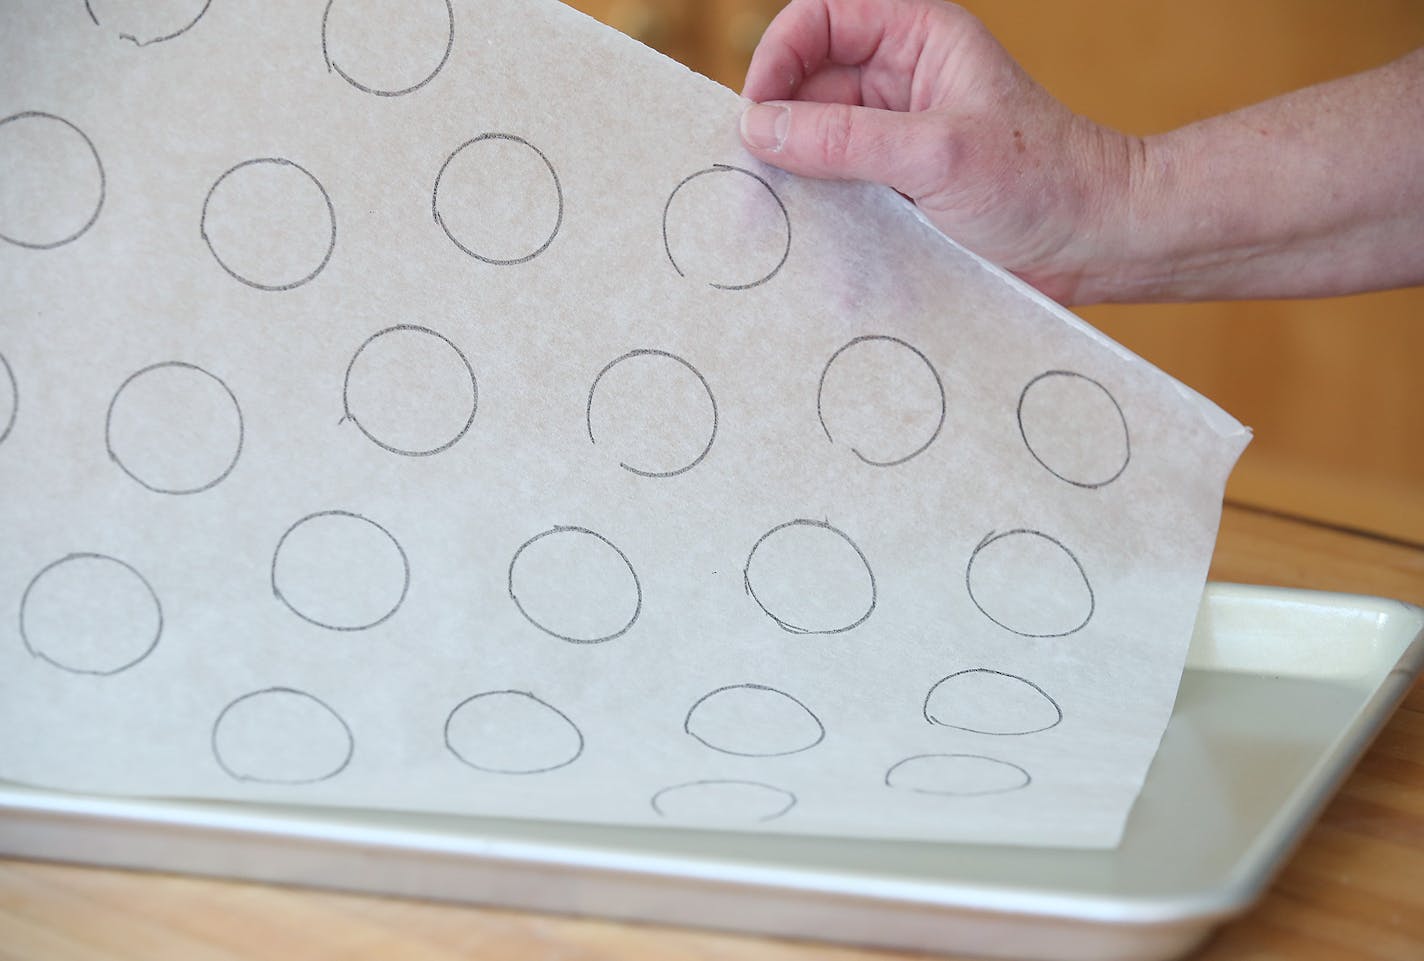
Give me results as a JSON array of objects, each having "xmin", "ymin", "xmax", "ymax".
[{"xmin": 1013, "ymin": 120, "xmax": 1147, "ymax": 307}]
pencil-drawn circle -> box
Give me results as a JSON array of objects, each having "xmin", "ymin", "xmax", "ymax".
[
  {"xmin": 965, "ymin": 530, "xmax": 1094, "ymax": 638},
  {"xmin": 0, "ymin": 112, "xmax": 105, "ymax": 250},
  {"xmin": 200, "ymin": 157, "xmax": 336, "ymax": 291},
  {"xmin": 443, "ymin": 690, "xmax": 584, "ymax": 775},
  {"xmin": 650, "ymin": 780, "xmax": 797, "ymax": 824},
  {"xmin": 586, "ymin": 349, "xmax": 717, "ymax": 477},
  {"xmin": 104, "ymin": 361, "xmax": 244, "ymax": 494},
  {"xmin": 0, "ymin": 353, "xmax": 16, "ymax": 446},
  {"xmin": 743, "ymin": 520, "xmax": 876, "ymax": 635},
  {"xmin": 211, "ymin": 687, "xmax": 354, "ymax": 784},
  {"xmin": 342, "ymin": 325, "xmax": 477, "ymax": 457},
  {"xmin": 271, "ymin": 511, "xmax": 410, "ymax": 631},
  {"xmin": 684, "ymin": 684, "xmax": 825, "ymax": 757},
  {"xmin": 321, "ymin": 0, "xmax": 455, "ymax": 97},
  {"xmin": 884, "ymin": 754, "xmax": 1031, "ymax": 797},
  {"xmin": 508, "ymin": 526, "xmax": 641, "ymax": 644},
  {"xmin": 817, "ymin": 335, "xmax": 946, "ymax": 467},
  {"xmin": 19, "ymin": 553, "xmax": 162, "ymax": 676},
  {"xmin": 433, "ymin": 134, "xmax": 562, "ymax": 265},
  {"xmin": 83, "ymin": 0, "xmax": 213, "ymax": 46},
  {"xmin": 923, "ymin": 670, "xmax": 1063, "ymax": 735},
  {"xmin": 1017, "ymin": 371, "xmax": 1130, "ymax": 488},
  {"xmin": 662, "ymin": 164, "xmax": 790, "ymax": 290}
]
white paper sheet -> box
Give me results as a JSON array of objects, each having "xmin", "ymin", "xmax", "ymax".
[{"xmin": 0, "ymin": 0, "xmax": 1249, "ymax": 848}]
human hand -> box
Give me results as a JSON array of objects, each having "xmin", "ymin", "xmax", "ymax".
[{"xmin": 739, "ymin": 0, "xmax": 1136, "ymax": 304}]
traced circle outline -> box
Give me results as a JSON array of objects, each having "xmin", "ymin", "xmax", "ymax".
[
  {"xmin": 83, "ymin": 0, "xmax": 213, "ymax": 45},
  {"xmin": 650, "ymin": 779, "xmax": 798, "ymax": 823},
  {"xmin": 585, "ymin": 348, "xmax": 718, "ymax": 478},
  {"xmin": 884, "ymin": 753, "xmax": 1032, "ymax": 797},
  {"xmin": 320, "ymin": 0, "xmax": 455, "ymax": 97},
  {"xmin": 200, "ymin": 157, "xmax": 337, "ymax": 291},
  {"xmin": 432, "ymin": 133, "xmax": 563, "ymax": 265},
  {"xmin": 1017, "ymin": 369, "xmax": 1131, "ymax": 488},
  {"xmin": 507, "ymin": 525, "xmax": 642, "ymax": 644},
  {"xmin": 443, "ymin": 689, "xmax": 585, "ymax": 775},
  {"xmin": 19, "ymin": 552, "xmax": 163, "ymax": 676},
  {"xmin": 341, "ymin": 324, "xmax": 478, "ymax": 457},
  {"xmin": 270, "ymin": 510, "xmax": 411, "ymax": 632},
  {"xmin": 922, "ymin": 668, "xmax": 1064, "ymax": 735},
  {"xmin": 743, "ymin": 519, "xmax": 877, "ymax": 636},
  {"xmin": 816, "ymin": 334, "xmax": 947, "ymax": 467},
  {"xmin": 965, "ymin": 529, "xmax": 1095, "ymax": 638},
  {"xmin": 683, "ymin": 683, "xmax": 826, "ymax": 757},
  {"xmin": 662, "ymin": 164, "xmax": 791, "ymax": 290},
  {"xmin": 211, "ymin": 686, "xmax": 355, "ymax": 784},
  {"xmin": 0, "ymin": 352, "xmax": 16, "ymax": 446},
  {"xmin": 0, "ymin": 111, "xmax": 106, "ymax": 250},
  {"xmin": 104, "ymin": 360, "xmax": 245, "ymax": 495}
]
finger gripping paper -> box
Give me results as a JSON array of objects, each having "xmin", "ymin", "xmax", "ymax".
[{"xmin": 0, "ymin": 0, "xmax": 1248, "ymax": 848}]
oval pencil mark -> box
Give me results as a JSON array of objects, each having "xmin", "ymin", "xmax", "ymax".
[
  {"xmin": 817, "ymin": 335, "xmax": 946, "ymax": 467},
  {"xmin": 743, "ymin": 519, "xmax": 876, "ymax": 635},
  {"xmin": 271, "ymin": 510, "xmax": 410, "ymax": 631},
  {"xmin": 1017, "ymin": 370, "xmax": 1131, "ymax": 488},
  {"xmin": 662, "ymin": 164, "xmax": 790, "ymax": 290},
  {"xmin": 0, "ymin": 111, "xmax": 105, "ymax": 249},
  {"xmin": 20, "ymin": 553, "xmax": 162, "ymax": 676},
  {"xmin": 433, "ymin": 133, "xmax": 563, "ymax": 265},
  {"xmin": 83, "ymin": 0, "xmax": 213, "ymax": 46},
  {"xmin": 321, "ymin": 0, "xmax": 455, "ymax": 97},
  {"xmin": 923, "ymin": 669, "xmax": 1063, "ymax": 735},
  {"xmin": 342, "ymin": 325, "xmax": 478, "ymax": 457},
  {"xmin": 586, "ymin": 349, "xmax": 717, "ymax": 477},
  {"xmin": 885, "ymin": 753, "xmax": 1031, "ymax": 797},
  {"xmin": 0, "ymin": 353, "xmax": 16, "ymax": 446},
  {"xmin": 651, "ymin": 780, "xmax": 797, "ymax": 824},
  {"xmin": 212, "ymin": 687, "xmax": 354, "ymax": 784},
  {"xmin": 684, "ymin": 683, "xmax": 825, "ymax": 757},
  {"xmin": 965, "ymin": 529, "xmax": 1094, "ymax": 638},
  {"xmin": 200, "ymin": 157, "xmax": 337, "ymax": 291},
  {"xmin": 507, "ymin": 526, "xmax": 642, "ymax": 644},
  {"xmin": 443, "ymin": 690, "xmax": 585, "ymax": 774},
  {"xmin": 105, "ymin": 361, "xmax": 244, "ymax": 494}
]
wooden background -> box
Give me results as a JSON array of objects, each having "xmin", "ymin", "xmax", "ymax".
[{"xmin": 566, "ymin": 0, "xmax": 1424, "ymax": 545}]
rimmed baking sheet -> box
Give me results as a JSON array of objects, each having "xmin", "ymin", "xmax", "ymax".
[{"xmin": 2, "ymin": 583, "xmax": 1420, "ymax": 961}]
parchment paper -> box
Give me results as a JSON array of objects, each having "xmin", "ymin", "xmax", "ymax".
[{"xmin": 0, "ymin": 0, "xmax": 1249, "ymax": 847}]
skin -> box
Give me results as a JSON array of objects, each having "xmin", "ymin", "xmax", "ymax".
[{"xmin": 737, "ymin": 0, "xmax": 1424, "ymax": 305}]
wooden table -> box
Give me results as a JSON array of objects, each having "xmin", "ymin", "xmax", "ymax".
[{"xmin": 2, "ymin": 503, "xmax": 1420, "ymax": 961}]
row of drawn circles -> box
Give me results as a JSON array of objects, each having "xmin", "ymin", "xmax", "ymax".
[
  {"xmin": 13, "ymin": 518, "xmax": 1099, "ymax": 677},
  {"xmin": 83, "ymin": 335, "xmax": 1120, "ymax": 497},
  {"xmin": 0, "ymin": 107, "xmax": 791, "ymax": 293},
  {"xmin": 209, "ymin": 672, "xmax": 1056, "ymax": 811},
  {"xmin": 80, "ymin": 0, "xmax": 452, "ymax": 95},
  {"xmin": 198, "ymin": 149, "xmax": 788, "ymax": 288}
]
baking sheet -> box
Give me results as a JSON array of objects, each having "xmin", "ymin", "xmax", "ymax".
[
  {"xmin": 2, "ymin": 0, "xmax": 1246, "ymax": 848},
  {"xmin": 3, "ymin": 584, "xmax": 1419, "ymax": 961}
]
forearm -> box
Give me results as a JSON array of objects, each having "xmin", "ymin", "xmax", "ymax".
[{"xmin": 1080, "ymin": 48, "xmax": 1424, "ymax": 304}]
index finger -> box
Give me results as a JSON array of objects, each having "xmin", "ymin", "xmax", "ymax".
[{"xmin": 740, "ymin": 0, "xmax": 937, "ymax": 105}]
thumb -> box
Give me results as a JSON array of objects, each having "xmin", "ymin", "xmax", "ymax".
[{"xmin": 739, "ymin": 99, "xmax": 942, "ymax": 195}]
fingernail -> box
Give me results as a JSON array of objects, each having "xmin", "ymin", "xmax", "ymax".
[{"xmin": 741, "ymin": 102, "xmax": 790, "ymax": 152}]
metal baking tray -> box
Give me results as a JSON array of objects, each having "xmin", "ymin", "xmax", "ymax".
[{"xmin": 2, "ymin": 583, "xmax": 1420, "ymax": 961}]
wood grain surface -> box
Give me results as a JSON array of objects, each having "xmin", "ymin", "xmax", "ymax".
[{"xmin": 2, "ymin": 502, "xmax": 1420, "ymax": 961}]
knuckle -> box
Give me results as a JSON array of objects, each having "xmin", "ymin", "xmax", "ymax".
[{"xmin": 815, "ymin": 104, "xmax": 858, "ymax": 170}]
